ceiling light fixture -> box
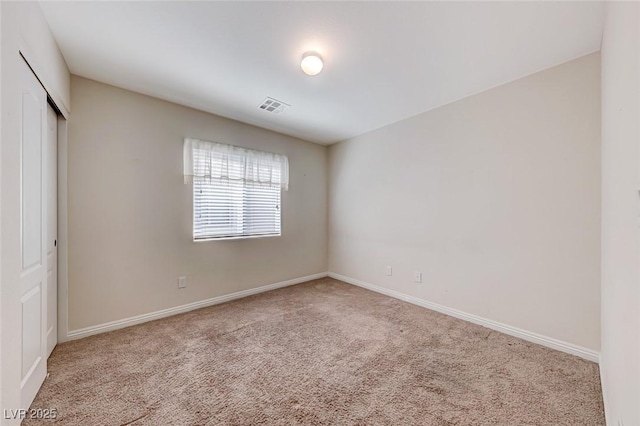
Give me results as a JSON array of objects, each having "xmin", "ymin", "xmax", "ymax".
[{"xmin": 300, "ymin": 52, "xmax": 323, "ymax": 76}]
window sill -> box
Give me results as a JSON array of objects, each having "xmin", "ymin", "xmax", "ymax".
[{"xmin": 193, "ymin": 233, "xmax": 281, "ymax": 242}]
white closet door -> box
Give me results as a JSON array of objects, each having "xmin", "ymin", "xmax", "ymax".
[
  {"xmin": 19, "ymin": 58, "xmax": 49, "ymax": 408},
  {"xmin": 46, "ymin": 104, "xmax": 58, "ymax": 357}
]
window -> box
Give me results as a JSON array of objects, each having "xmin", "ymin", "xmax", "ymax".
[{"xmin": 184, "ymin": 138, "xmax": 288, "ymax": 241}]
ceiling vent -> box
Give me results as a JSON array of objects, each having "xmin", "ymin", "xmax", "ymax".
[{"xmin": 259, "ymin": 97, "xmax": 290, "ymax": 114}]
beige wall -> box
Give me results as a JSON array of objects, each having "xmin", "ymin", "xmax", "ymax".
[
  {"xmin": 1, "ymin": 1, "xmax": 70, "ymax": 421},
  {"xmin": 329, "ymin": 53, "xmax": 601, "ymax": 351},
  {"xmin": 66, "ymin": 76, "xmax": 328, "ymax": 331},
  {"xmin": 600, "ymin": 3, "xmax": 640, "ymax": 425}
]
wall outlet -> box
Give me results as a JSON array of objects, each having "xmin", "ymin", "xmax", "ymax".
[
  {"xmin": 414, "ymin": 272, "xmax": 422, "ymax": 283},
  {"xmin": 178, "ymin": 276, "xmax": 187, "ymax": 289},
  {"xmin": 386, "ymin": 266, "xmax": 393, "ymax": 276}
]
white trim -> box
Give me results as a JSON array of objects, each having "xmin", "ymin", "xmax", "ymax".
[
  {"xmin": 18, "ymin": 45, "xmax": 70, "ymax": 119},
  {"xmin": 65, "ymin": 272, "xmax": 328, "ymax": 341},
  {"xmin": 328, "ymin": 272, "xmax": 600, "ymax": 363}
]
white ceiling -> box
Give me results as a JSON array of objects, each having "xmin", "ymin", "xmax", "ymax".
[{"xmin": 40, "ymin": 1, "xmax": 604, "ymax": 145}]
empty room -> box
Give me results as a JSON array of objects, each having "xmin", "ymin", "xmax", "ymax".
[{"xmin": 0, "ymin": 1, "xmax": 638, "ymax": 425}]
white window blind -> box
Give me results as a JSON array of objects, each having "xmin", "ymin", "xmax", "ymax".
[{"xmin": 184, "ymin": 138, "xmax": 288, "ymax": 241}]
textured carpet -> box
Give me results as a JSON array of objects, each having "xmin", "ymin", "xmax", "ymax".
[{"xmin": 27, "ymin": 278, "xmax": 604, "ymax": 425}]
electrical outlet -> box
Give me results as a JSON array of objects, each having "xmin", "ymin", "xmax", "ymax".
[
  {"xmin": 414, "ymin": 272, "xmax": 422, "ymax": 283},
  {"xmin": 386, "ymin": 266, "xmax": 393, "ymax": 276},
  {"xmin": 178, "ymin": 276, "xmax": 187, "ymax": 289}
]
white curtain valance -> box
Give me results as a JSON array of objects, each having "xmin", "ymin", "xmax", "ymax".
[{"xmin": 183, "ymin": 138, "xmax": 289, "ymax": 191}]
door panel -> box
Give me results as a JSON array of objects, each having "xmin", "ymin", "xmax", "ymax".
[
  {"xmin": 46, "ymin": 104, "xmax": 58, "ymax": 357},
  {"xmin": 21, "ymin": 285, "xmax": 42, "ymax": 379},
  {"xmin": 21, "ymin": 90, "xmax": 43, "ymax": 271},
  {"xmin": 19, "ymin": 58, "xmax": 48, "ymax": 409}
]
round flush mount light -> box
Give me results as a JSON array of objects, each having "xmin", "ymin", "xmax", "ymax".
[{"xmin": 300, "ymin": 52, "xmax": 323, "ymax": 76}]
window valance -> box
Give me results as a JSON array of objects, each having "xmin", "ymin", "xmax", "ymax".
[{"xmin": 183, "ymin": 138, "xmax": 289, "ymax": 190}]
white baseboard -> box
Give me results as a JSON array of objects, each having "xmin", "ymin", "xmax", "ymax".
[
  {"xmin": 65, "ymin": 271, "xmax": 600, "ymax": 364},
  {"xmin": 65, "ymin": 272, "xmax": 328, "ymax": 341},
  {"xmin": 328, "ymin": 272, "xmax": 600, "ymax": 363}
]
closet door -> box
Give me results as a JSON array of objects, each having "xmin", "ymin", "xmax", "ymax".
[
  {"xmin": 19, "ymin": 57, "xmax": 49, "ymax": 408},
  {"xmin": 46, "ymin": 104, "xmax": 58, "ymax": 357}
]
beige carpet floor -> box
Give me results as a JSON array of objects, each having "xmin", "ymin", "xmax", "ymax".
[{"xmin": 27, "ymin": 278, "xmax": 604, "ymax": 425}]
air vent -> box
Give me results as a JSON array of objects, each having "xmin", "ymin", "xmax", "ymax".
[{"xmin": 259, "ymin": 97, "xmax": 290, "ymax": 114}]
